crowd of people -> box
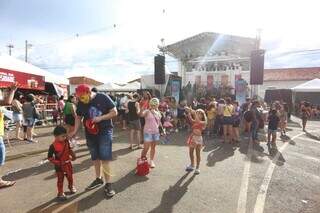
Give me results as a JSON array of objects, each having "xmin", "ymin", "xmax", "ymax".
[{"xmin": 0, "ymin": 84, "xmax": 315, "ymax": 202}]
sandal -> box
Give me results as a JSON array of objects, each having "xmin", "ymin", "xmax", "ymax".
[{"xmin": 0, "ymin": 180, "xmax": 16, "ymax": 189}]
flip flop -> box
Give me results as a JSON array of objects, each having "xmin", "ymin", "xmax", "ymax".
[{"xmin": 0, "ymin": 181, "xmax": 16, "ymax": 189}]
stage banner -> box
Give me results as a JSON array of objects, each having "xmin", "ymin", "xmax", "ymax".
[
  {"xmin": 195, "ymin": 76, "xmax": 201, "ymax": 85},
  {"xmin": 221, "ymin": 75, "xmax": 228, "ymax": 86},
  {"xmin": 207, "ymin": 75, "xmax": 213, "ymax": 89},
  {"xmin": 0, "ymin": 68, "xmax": 45, "ymax": 90},
  {"xmin": 235, "ymin": 78, "xmax": 247, "ymax": 105},
  {"xmin": 171, "ymin": 80, "xmax": 180, "ymax": 102}
]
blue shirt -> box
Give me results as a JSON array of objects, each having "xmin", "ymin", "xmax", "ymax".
[{"xmin": 76, "ymin": 93, "xmax": 115, "ymax": 135}]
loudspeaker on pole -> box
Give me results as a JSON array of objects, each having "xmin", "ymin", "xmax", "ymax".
[
  {"xmin": 154, "ymin": 55, "xmax": 165, "ymax": 84},
  {"xmin": 250, "ymin": 49, "xmax": 265, "ymax": 85}
]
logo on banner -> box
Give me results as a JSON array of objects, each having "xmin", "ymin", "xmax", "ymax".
[{"xmin": 0, "ymin": 72, "xmax": 15, "ymax": 83}]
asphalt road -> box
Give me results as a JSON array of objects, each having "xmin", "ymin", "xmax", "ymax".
[{"xmin": 1, "ymin": 121, "xmax": 320, "ymax": 213}]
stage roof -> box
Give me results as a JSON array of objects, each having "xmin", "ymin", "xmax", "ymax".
[{"xmin": 163, "ymin": 32, "xmax": 256, "ymax": 61}]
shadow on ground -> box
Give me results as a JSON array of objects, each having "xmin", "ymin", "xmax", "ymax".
[{"xmin": 149, "ymin": 173, "xmax": 196, "ymax": 213}]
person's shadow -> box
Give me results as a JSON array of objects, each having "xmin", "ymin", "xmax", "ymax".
[
  {"xmin": 26, "ymin": 189, "xmax": 89, "ymax": 213},
  {"xmin": 268, "ymin": 149, "xmax": 286, "ymax": 166},
  {"xmin": 76, "ymin": 169, "xmax": 149, "ymax": 212},
  {"xmin": 206, "ymin": 142, "xmax": 236, "ymax": 167},
  {"xmin": 149, "ymin": 173, "xmax": 196, "ymax": 213}
]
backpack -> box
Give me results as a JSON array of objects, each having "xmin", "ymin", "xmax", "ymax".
[
  {"xmin": 244, "ymin": 110, "xmax": 253, "ymax": 122},
  {"xmin": 136, "ymin": 157, "xmax": 150, "ymax": 176}
]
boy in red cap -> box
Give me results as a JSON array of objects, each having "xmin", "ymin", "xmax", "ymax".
[
  {"xmin": 48, "ymin": 125, "xmax": 76, "ymax": 201},
  {"xmin": 70, "ymin": 84, "xmax": 118, "ymax": 198}
]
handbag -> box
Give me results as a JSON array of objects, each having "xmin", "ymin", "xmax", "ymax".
[{"xmin": 136, "ymin": 156, "xmax": 150, "ymax": 176}]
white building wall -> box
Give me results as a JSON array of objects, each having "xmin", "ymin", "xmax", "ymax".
[{"xmin": 69, "ymin": 84, "xmax": 96, "ymax": 94}]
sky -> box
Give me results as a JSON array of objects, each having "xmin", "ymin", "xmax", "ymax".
[{"xmin": 1, "ymin": 0, "xmax": 320, "ymax": 83}]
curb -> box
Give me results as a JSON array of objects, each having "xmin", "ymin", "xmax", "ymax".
[
  {"xmin": 6, "ymin": 149, "xmax": 48, "ymax": 162},
  {"xmin": 6, "ymin": 144, "xmax": 87, "ymax": 162}
]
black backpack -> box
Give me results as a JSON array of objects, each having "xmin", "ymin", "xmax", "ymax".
[{"xmin": 244, "ymin": 110, "xmax": 253, "ymax": 122}]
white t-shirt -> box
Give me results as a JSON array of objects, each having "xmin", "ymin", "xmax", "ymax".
[{"xmin": 120, "ymin": 96, "xmax": 128, "ymax": 110}]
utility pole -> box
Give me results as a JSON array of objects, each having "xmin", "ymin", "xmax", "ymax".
[
  {"xmin": 7, "ymin": 44, "xmax": 14, "ymax": 56},
  {"xmin": 25, "ymin": 40, "xmax": 32, "ymax": 62}
]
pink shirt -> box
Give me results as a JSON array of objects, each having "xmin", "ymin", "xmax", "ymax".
[{"xmin": 144, "ymin": 110, "xmax": 160, "ymax": 134}]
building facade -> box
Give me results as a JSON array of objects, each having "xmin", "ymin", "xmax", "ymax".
[{"xmin": 68, "ymin": 76, "xmax": 103, "ymax": 94}]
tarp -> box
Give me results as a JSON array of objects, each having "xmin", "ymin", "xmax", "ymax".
[
  {"xmin": 120, "ymin": 82, "xmax": 140, "ymax": 91},
  {"xmin": 0, "ymin": 54, "xmax": 68, "ymax": 85},
  {"xmin": 97, "ymin": 82, "xmax": 121, "ymax": 91},
  {"xmin": 97, "ymin": 82, "xmax": 140, "ymax": 92},
  {"xmin": 292, "ymin": 78, "xmax": 320, "ymax": 92}
]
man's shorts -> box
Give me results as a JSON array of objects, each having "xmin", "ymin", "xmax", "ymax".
[
  {"xmin": 0, "ymin": 137, "xmax": 5, "ymax": 166},
  {"xmin": 86, "ymin": 129, "xmax": 113, "ymax": 161},
  {"xmin": 268, "ymin": 129, "xmax": 277, "ymax": 134},
  {"xmin": 24, "ymin": 118, "xmax": 35, "ymax": 127},
  {"xmin": 144, "ymin": 133, "xmax": 160, "ymax": 142}
]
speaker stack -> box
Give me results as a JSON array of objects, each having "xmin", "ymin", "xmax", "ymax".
[
  {"xmin": 154, "ymin": 54, "xmax": 165, "ymax": 84},
  {"xmin": 250, "ymin": 49, "xmax": 265, "ymax": 85}
]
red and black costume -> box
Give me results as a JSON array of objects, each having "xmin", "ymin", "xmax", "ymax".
[{"xmin": 48, "ymin": 140, "xmax": 75, "ymax": 194}]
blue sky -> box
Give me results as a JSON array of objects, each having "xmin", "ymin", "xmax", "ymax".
[{"xmin": 1, "ymin": 0, "xmax": 320, "ymax": 83}]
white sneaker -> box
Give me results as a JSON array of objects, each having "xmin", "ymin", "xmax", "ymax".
[
  {"xmin": 150, "ymin": 161, "xmax": 155, "ymax": 168},
  {"xmin": 194, "ymin": 169, "xmax": 200, "ymax": 175},
  {"xmin": 185, "ymin": 165, "xmax": 195, "ymax": 172}
]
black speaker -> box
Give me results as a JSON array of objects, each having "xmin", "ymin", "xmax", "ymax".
[
  {"xmin": 250, "ymin": 49, "xmax": 265, "ymax": 85},
  {"xmin": 154, "ymin": 55, "xmax": 165, "ymax": 84}
]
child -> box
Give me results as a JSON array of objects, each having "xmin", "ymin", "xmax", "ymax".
[
  {"xmin": 185, "ymin": 107, "xmax": 207, "ymax": 174},
  {"xmin": 163, "ymin": 111, "xmax": 174, "ymax": 134},
  {"xmin": 267, "ymin": 109, "xmax": 280, "ymax": 151},
  {"xmin": 140, "ymin": 98, "xmax": 161, "ymax": 168},
  {"xmin": 48, "ymin": 126, "xmax": 76, "ymax": 201},
  {"xmin": 52, "ymin": 108, "xmax": 59, "ymax": 126},
  {"xmin": 279, "ymin": 105, "xmax": 288, "ymax": 136},
  {"xmin": 177, "ymin": 101, "xmax": 187, "ymax": 130},
  {"xmin": 206, "ymin": 102, "xmax": 216, "ymax": 137}
]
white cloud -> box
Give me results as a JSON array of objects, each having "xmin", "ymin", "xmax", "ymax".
[{"xmin": 4, "ymin": 0, "xmax": 320, "ymax": 83}]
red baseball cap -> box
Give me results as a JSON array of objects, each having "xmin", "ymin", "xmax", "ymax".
[
  {"xmin": 85, "ymin": 119, "xmax": 99, "ymax": 135},
  {"xmin": 75, "ymin": 84, "xmax": 91, "ymax": 97}
]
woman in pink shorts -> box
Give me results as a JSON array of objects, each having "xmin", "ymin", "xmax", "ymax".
[{"xmin": 140, "ymin": 98, "xmax": 161, "ymax": 168}]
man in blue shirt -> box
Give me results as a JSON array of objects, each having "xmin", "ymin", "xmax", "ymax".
[{"xmin": 69, "ymin": 84, "xmax": 117, "ymax": 197}]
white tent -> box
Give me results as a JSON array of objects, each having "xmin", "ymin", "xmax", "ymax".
[
  {"xmin": 291, "ymin": 78, "xmax": 320, "ymax": 92},
  {"xmin": 0, "ymin": 54, "xmax": 68, "ymax": 85},
  {"xmin": 96, "ymin": 82, "xmax": 121, "ymax": 92},
  {"xmin": 97, "ymin": 82, "xmax": 140, "ymax": 92},
  {"xmin": 120, "ymin": 82, "xmax": 141, "ymax": 92}
]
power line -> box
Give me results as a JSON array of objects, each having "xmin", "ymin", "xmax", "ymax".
[{"xmin": 13, "ymin": 23, "xmax": 120, "ymax": 50}]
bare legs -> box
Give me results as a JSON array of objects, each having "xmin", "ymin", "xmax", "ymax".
[{"xmin": 189, "ymin": 145, "xmax": 202, "ymax": 169}]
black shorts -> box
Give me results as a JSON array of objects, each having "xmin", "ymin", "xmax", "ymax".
[
  {"xmin": 65, "ymin": 114, "xmax": 75, "ymax": 126},
  {"xmin": 140, "ymin": 117, "xmax": 145, "ymax": 127},
  {"xmin": 223, "ymin": 116, "xmax": 234, "ymax": 125},
  {"xmin": 233, "ymin": 118, "xmax": 240, "ymax": 127},
  {"xmin": 119, "ymin": 109, "xmax": 125, "ymax": 117}
]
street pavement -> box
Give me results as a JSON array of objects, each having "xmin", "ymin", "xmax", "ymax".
[{"xmin": 0, "ymin": 117, "xmax": 320, "ymax": 213}]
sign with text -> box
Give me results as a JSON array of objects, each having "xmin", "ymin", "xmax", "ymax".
[
  {"xmin": 207, "ymin": 75, "xmax": 213, "ymax": 89},
  {"xmin": 171, "ymin": 80, "xmax": 180, "ymax": 102},
  {"xmin": 0, "ymin": 68, "xmax": 45, "ymax": 90}
]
